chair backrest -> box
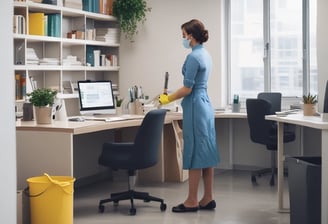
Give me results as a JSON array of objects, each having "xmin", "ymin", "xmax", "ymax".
[
  {"xmin": 246, "ymin": 98, "xmax": 276, "ymax": 146},
  {"xmin": 257, "ymin": 92, "xmax": 282, "ymax": 114},
  {"xmin": 133, "ymin": 109, "xmax": 167, "ymax": 169}
]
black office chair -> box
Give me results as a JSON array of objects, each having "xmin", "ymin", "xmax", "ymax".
[
  {"xmin": 246, "ymin": 98, "xmax": 295, "ymax": 186},
  {"xmin": 257, "ymin": 92, "xmax": 282, "ymax": 114},
  {"xmin": 98, "ymin": 109, "xmax": 167, "ymax": 215}
]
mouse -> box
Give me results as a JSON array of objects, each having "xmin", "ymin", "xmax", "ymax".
[{"xmin": 68, "ymin": 117, "xmax": 85, "ymax": 122}]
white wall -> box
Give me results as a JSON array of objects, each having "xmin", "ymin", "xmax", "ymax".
[
  {"xmin": 2, "ymin": 1, "xmax": 16, "ymax": 223},
  {"xmin": 119, "ymin": 0, "xmax": 224, "ymax": 109},
  {"xmin": 117, "ymin": 0, "xmax": 328, "ymax": 169}
]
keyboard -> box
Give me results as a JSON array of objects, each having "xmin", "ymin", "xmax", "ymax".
[{"xmin": 82, "ymin": 114, "xmax": 144, "ymax": 122}]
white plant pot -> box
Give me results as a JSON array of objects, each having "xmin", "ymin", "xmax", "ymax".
[{"xmin": 35, "ymin": 106, "xmax": 53, "ymax": 124}]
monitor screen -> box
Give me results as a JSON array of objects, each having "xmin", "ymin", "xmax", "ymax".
[
  {"xmin": 77, "ymin": 80, "xmax": 116, "ymax": 115},
  {"xmin": 324, "ymin": 80, "xmax": 328, "ymax": 113}
]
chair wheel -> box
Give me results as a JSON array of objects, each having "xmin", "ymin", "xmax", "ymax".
[
  {"xmin": 129, "ymin": 208, "xmax": 136, "ymax": 215},
  {"xmin": 270, "ymin": 176, "xmax": 275, "ymax": 186},
  {"xmin": 160, "ymin": 203, "xmax": 167, "ymax": 211},
  {"xmin": 98, "ymin": 205, "xmax": 105, "ymax": 213},
  {"xmin": 251, "ymin": 175, "xmax": 257, "ymax": 185}
]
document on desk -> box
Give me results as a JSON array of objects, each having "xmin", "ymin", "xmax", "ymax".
[
  {"xmin": 275, "ymin": 109, "xmax": 301, "ymax": 117},
  {"xmin": 83, "ymin": 114, "xmax": 144, "ymax": 122}
]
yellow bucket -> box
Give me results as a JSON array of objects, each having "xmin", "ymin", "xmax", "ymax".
[{"xmin": 26, "ymin": 173, "xmax": 75, "ymax": 224}]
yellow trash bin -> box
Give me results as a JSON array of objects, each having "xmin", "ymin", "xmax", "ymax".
[{"xmin": 26, "ymin": 173, "xmax": 75, "ymax": 224}]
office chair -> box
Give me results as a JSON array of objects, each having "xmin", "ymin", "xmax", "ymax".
[
  {"xmin": 98, "ymin": 109, "xmax": 167, "ymax": 215},
  {"xmin": 246, "ymin": 99, "xmax": 295, "ymax": 186},
  {"xmin": 257, "ymin": 92, "xmax": 282, "ymax": 114}
]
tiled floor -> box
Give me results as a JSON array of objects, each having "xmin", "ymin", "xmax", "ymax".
[{"xmin": 74, "ymin": 170, "xmax": 290, "ymax": 224}]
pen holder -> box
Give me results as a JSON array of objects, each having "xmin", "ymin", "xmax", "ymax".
[
  {"xmin": 232, "ymin": 103, "xmax": 240, "ymax": 113},
  {"xmin": 128, "ymin": 100, "xmax": 144, "ymax": 115}
]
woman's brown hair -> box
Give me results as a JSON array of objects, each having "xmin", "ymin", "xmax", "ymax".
[{"xmin": 181, "ymin": 19, "xmax": 209, "ymax": 44}]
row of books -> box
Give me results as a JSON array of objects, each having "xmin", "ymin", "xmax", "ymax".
[
  {"xmin": 28, "ymin": 12, "xmax": 61, "ymax": 37},
  {"xmin": 15, "ymin": 73, "xmax": 26, "ymax": 100},
  {"xmin": 82, "ymin": 0, "xmax": 113, "ymax": 15},
  {"xmin": 13, "ymin": 15, "xmax": 26, "ymax": 34},
  {"xmin": 86, "ymin": 46, "xmax": 118, "ymax": 67}
]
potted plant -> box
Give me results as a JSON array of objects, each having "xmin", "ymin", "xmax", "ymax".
[
  {"xmin": 26, "ymin": 88, "xmax": 57, "ymax": 124},
  {"xmin": 115, "ymin": 96, "xmax": 124, "ymax": 115},
  {"xmin": 112, "ymin": 0, "xmax": 151, "ymax": 42},
  {"xmin": 302, "ymin": 93, "xmax": 317, "ymax": 116},
  {"xmin": 115, "ymin": 95, "xmax": 123, "ymax": 107}
]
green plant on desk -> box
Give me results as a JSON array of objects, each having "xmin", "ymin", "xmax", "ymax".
[
  {"xmin": 115, "ymin": 96, "xmax": 124, "ymax": 107},
  {"xmin": 302, "ymin": 93, "xmax": 317, "ymax": 116},
  {"xmin": 26, "ymin": 88, "xmax": 57, "ymax": 124},
  {"xmin": 27, "ymin": 88, "xmax": 57, "ymax": 107},
  {"xmin": 302, "ymin": 93, "xmax": 318, "ymax": 104}
]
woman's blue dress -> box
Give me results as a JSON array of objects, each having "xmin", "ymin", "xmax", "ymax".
[{"xmin": 181, "ymin": 44, "xmax": 220, "ymax": 169}]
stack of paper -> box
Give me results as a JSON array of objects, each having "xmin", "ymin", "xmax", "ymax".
[
  {"xmin": 39, "ymin": 58, "xmax": 60, "ymax": 65},
  {"xmin": 64, "ymin": 0, "xmax": 82, "ymax": 10},
  {"xmin": 62, "ymin": 55, "xmax": 82, "ymax": 66},
  {"xmin": 95, "ymin": 28, "xmax": 120, "ymax": 44},
  {"xmin": 26, "ymin": 48, "xmax": 39, "ymax": 65}
]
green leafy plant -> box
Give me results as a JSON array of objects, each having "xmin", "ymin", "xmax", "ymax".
[
  {"xmin": 115, "ymin": 96, "xmax": 123, "ymax": 107},
  {"xmin": 26, "ymin": 88, "xmax": 57, "ymax": 107},
  {"xmin": 112, "ymin": 0, "xmax": 151, "ymax": 42},
  {"xmin": 302, "ymin": 93, "xmax": 318, "ymax": 104}
]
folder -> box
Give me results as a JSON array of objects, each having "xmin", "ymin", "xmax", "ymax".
[
  {"xmin": 47, "ymin": 14, "xmax": 61, "ymax": 37},
  {"xmin": 29, "ymin": 13, "xmax": 45, "ymax": 36}
]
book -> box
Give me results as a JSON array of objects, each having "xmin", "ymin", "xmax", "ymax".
[
  {"xmin": 28, "ymin": 13, "xmax": 45, "ymax": 36},
  {"xmin": 13, "ymin": 15, "xmax": 26, "ymax": 34},
  {"xmin": 47, "ymin": 13, "xmax": 61, "ymax": 37},
  {"xmin": 20, "ymin": 74, "xmax": 26, "ymax": 99},
  {"xmin": 15, "ymin": 73, "xmax": 21, "ymax": 100}
]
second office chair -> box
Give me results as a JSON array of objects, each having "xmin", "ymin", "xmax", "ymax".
[{"xmin": 246, "ymin": 98, "xmax": 295, "ymax": 186}]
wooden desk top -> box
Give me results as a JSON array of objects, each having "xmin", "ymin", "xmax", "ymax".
[
  {"xmin": 16, "ymin": 111, "xmax": 247, "ymax": 135},
  {"xmin": 16, "ymin": 113, "xmax": 183, "ymax": 135}
]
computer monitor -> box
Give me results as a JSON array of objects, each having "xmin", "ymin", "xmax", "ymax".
[
  {"xmin": 77, "ymin": 80, "xmax": 116, "ymax": 115},
  {"xmin": 323, "ymin": 80, "xmax": 328, "ymax": 113}
]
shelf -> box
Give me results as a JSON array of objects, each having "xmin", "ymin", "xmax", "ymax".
[{"xmin": 14, "ymin": 1, "xmax": 120, "ymax": 102}]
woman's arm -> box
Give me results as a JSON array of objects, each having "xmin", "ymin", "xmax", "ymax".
[{"xmin": 168, "ymin": 86, "xmax": 192, "ymax": 102}]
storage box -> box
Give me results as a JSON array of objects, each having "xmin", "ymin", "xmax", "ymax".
[{"xmin": 17, "ymin": 190, "xmax": 30, "ymax": 224}]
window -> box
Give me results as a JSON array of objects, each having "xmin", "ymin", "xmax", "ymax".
[{"xmin": 226, "ymin": 0, "xmax": 317, "ymax": 104}]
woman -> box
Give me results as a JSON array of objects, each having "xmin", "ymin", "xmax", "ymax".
[{"xmin": 159, "ymin": 19, "xmax": 220, "ymax": 212}]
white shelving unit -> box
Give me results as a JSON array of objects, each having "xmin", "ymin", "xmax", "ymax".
[{"xmin": 13, "ymin": 1, "xmax": 120, "ymax": 101}]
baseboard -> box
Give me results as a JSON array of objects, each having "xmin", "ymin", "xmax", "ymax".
[{"xmin": 75, "ymin": 170, "xmax": 112, "ymax": 188}]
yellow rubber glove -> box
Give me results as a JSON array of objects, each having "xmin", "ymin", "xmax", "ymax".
[{"xmin": 159, "ymin": 94, "xmax": 171, "ymax": 105}]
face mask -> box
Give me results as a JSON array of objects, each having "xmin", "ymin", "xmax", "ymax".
[{"xmin": 182, "ymin": 38, "xmax": 191, "ymax": 49}]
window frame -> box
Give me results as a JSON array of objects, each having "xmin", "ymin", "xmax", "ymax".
[{"xmin": 225, "ymin": 0, "xmax": 315, "ymax": 106}]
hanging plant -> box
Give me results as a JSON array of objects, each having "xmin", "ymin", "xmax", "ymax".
[{"xmin": 112, "ymin": 0, "xmax": 151, "ymax": 42}]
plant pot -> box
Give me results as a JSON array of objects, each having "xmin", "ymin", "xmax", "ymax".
[
  {"xmin": 35, "ymin": 106, "xmax": 53, "ymax": 124},
  {"xmin": 116, "ymin": 106, "xmax": 122, "ymax": 115},
  {"xmin": 303, "ymin": 104, "xmax": 316, "ymax": 116}
]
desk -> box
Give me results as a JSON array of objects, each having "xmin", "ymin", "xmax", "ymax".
[
  {"xmin": 266, "ymin": 113, "xmax": 328, "ymax": 224},
  {"xmin": 16, "ymin": 114, "xmax": 182, "ymax": 189}
]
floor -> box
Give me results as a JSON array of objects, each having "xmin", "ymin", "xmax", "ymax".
[{"xmin": 74, "ymin": 170, "xmax": 290, "ymax": 224}]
